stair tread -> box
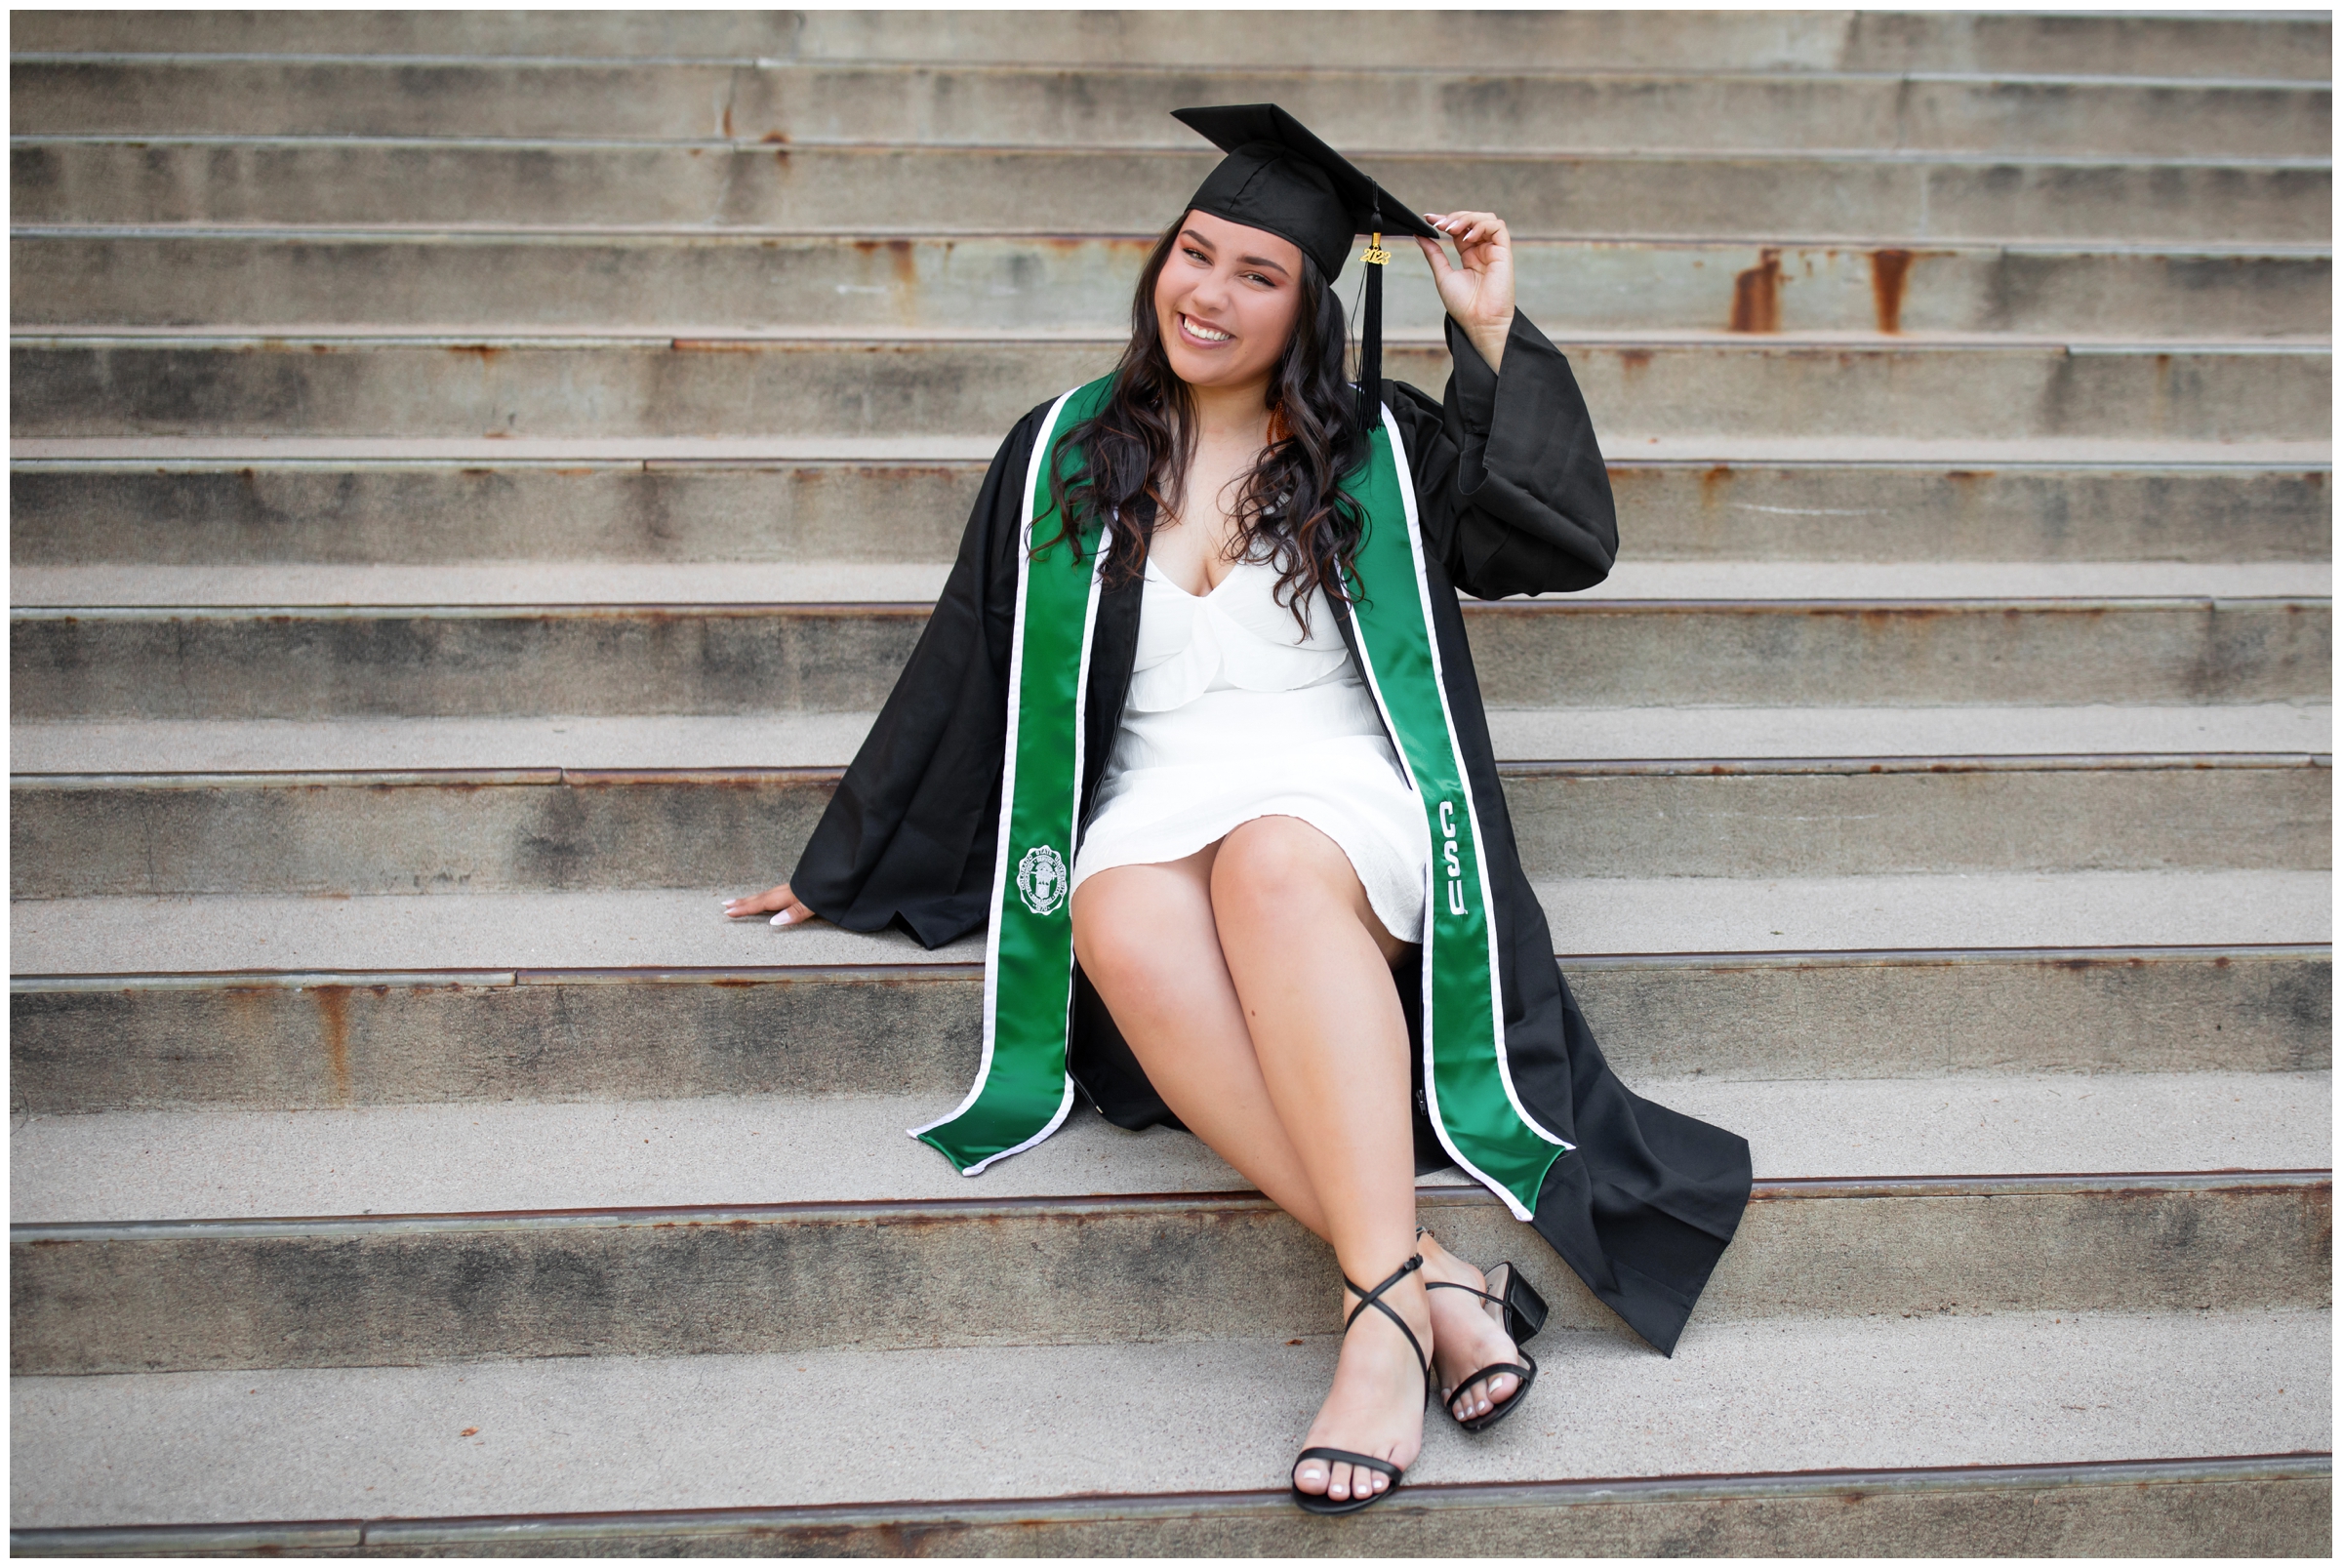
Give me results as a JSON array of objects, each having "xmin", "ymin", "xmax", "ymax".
[
  {"xmin": 10, "ymin": 1072, "xmax": 2327, "ymax": 1226},
  {"xmin": 12, "ymin": 872, "xmax": 2331, "ymax": 979},
  {"xmin": 13, "ymin": 704, "xmax": 2330, "ymax": 774},
  {"xmin": 9, "ymin": 1307, "xmax": 2328, "ymax": 1530},
  {"xmin": 9, "ymin": 560, "xmax": 2333, "ymax": 608}
]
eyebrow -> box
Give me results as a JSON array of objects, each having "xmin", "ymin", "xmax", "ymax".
[{"xmin": 1181, "ymin": 228, "xmax": 1291, "ymax": 278}]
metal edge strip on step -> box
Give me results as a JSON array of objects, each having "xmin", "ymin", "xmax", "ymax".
[
  {"xmin": 11, "ymin": 942, "xmax": 2331, "ymax": 992},
  {"xmin": 9, "ymin": 1451, "xmax": 2328, "ymax": 1556},
  {"xmin": 9, "ymin": 595, "xmax": 2332, "ymax": 621},
  {"xmin": 9, "ymin": 1170, "xmax": 2328, "ymax": 1244},
  {"xmin": 10, "ymin": 753, "xmax": 2331, "ymax": 788}
]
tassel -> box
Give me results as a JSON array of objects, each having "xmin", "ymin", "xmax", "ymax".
[{"xmin": 1356, "ymin": 207, "xmax": 1389, "ymax": 449}]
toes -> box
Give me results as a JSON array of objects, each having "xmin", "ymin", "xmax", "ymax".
[
  {"xmin": 1328, "ymin": 1462, "xmax": 1353, "ymax": 1502},
  {"xmin": 1293, "ymin": 1459, "xmax": 1328, "ymax": 1496},
  {"xmin": 1487, "ymin": 1370, "xmax": 1517, "ymax": 1408}
]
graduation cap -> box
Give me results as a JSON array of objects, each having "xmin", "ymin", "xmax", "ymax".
[{"xmin": 1172, "ymin": 104, "xmax": 1443, "ymax": 443}]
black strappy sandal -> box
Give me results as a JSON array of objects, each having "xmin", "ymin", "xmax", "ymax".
[
  {"xmin": 1420, "ymin": 1234, "xmax": 1548, "ymax": 1433},
  {"xmin": 1290, "ymin": 1253, "xmax": 1433, "ymax": 1515}
]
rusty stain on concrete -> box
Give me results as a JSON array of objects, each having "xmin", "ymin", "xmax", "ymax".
[
  {"xmin": 1731, "ymin": 249, "xmax": 1782, "ymax": 334},
  {"xmin": 1870, "ymin": 249, "xmax": 1914, "ymax": 334}
]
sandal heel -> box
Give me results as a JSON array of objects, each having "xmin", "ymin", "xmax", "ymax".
[{"xmin": 1495, "ymin": 1263, "xmax": 1548, "ymax": 1346}]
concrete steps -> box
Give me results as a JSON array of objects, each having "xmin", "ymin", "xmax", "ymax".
[
  {"xmin": 12, "ymin": 558, "xmax": 2336, "ymax": 606},
  {"xmin": 13, "ymin": 139, "xmax": 2328, "ymax": 242},
  {"xmin": 13, "ymin": 10, "xmax": 2332, "ymax": 78},
  {"xmin": 10, "ymin": 1312, "xmax": 2327, "ymax": 1551},
  {"xmin": 13, "ymin": 873, "xmax": 2331, "ymax": 992},
  {"xmin": 17, "ymin": 332, "xmax": 2329, "ymax": 443},
  {"xmin": 9, "ymin": 1157, "xmax": 2330, "ymax": 1371},
  {"xmin": 16, "ymin": 594, "xmax": 2328, "ymax": 718},
  {"xmin": 10, "ymin": 704, "xmax": 2335, "ymax": 772},
  {"xmin": 19, "ymin": 232, "xmax": 2331, "ymax": 339},
  {"xmin": 13, "ymin": 452, "xmax": 2330, "ymax": 565},
  {"xmin": 13, "ymin": 942, "xmax": 2331, "ymax": 1115},
  {"xmin": 10, "ymin": 754, "xmax": 2329, "ymax": 898},
  {"xmin": 14, "ymin": 1082, "xmax": 2335, "ymax": 1222},
  {"xmin": 11, "ymin": 8, "xmax": 2329, "ymax": 1556},
  {"xmin": 15, "ymin": 60, "xmax": 2330, "ymax": 158}
]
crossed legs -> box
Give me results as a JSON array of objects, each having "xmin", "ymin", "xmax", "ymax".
[{"xmin": 1071, "ymin": 815, "xmax": 1522, "ymax": 1503}]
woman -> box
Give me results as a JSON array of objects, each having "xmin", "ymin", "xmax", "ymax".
[{"xmin": 730, "ymin": 105, "xmax": 1751, "ymax": 1513}]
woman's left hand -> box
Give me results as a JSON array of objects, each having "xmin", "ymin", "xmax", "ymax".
[{"xmin": 1416, "ymin": 211, "xmax": 1514, "ymax": 374}]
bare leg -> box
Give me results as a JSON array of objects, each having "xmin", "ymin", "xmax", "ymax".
[
  {"xmin": 1071, "ymin": 844, "xmax": 1330, "ymax": 1236},
  {"xmin": 1076, "ymin": 857, "xmax": 1519, "ymax": 1427},
  {"xmin": 1210, "ymin": 817, "xmax": 1429, "ymax": 1505},
  {"xmin": 1074, "ymin": 819, "xmax": 1434, "ymax": 1504}
]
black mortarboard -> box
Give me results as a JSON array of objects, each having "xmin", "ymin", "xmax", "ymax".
[{"xmin": 1173, "ymin": 104, "xmax": 1443, "ymax": 443}]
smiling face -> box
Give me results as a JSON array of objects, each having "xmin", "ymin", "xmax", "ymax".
[{"xmin": 1152, "ymin": 209, "xmax": 1308, "ymax": 395}]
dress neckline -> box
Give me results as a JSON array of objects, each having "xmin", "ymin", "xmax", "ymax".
[{"xmin": 1144, "ymin": 551, "xmax": 1263, "ymax": 601}]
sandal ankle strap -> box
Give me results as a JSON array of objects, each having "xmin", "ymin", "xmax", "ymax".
[{"xmin": 1340, "ymin": 1253, "xmax": 1432, "ymax": 1404}]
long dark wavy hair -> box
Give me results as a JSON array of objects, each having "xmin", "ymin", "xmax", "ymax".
[{"xmin": 1041, "ymin": 215, "xmax": 1368, "ymax": 630}]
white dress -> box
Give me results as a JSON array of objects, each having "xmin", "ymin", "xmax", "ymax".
[{"xmin": 1068, "ymin": 550, "xmax": 1433, "ymax": 944}]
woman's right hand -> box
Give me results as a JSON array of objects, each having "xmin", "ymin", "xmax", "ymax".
[{"xmin": 725, "ymin": 882, "xmax": 816, "ymax": 926}]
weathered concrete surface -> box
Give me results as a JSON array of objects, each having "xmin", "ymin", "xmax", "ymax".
[
  {"xmin": 12, "ymin": 232, "xmax": 2337, "ymax": 341},
  {"xmin": 8, "ymin": 1310, "xmax": 2331, "ymax": 1523},
  {"xmin": 11, "ymin": 758, "xmax": 2327, "ymax": 899},
  {"xmin": 14, "ymin": 598, "xmax": 2328, "ymax": 720},
  {"xmin": 14, "ymin": 9, "xmax": 2332, "ymax": 77},
  {"xmin": 9, "ymin": 1178, "xmax": 2333, "ymax": 1371},
  {"xmin": 11, "ymin": 141, "xmax": 2329, "ymax": 242},
  {"xmin": 13, "ymin": 335, "xmax": 2332, "ymax": 442},
  {"xmin": 8, "ymin": 559, "xmax": 2333, "ymax": 609},
  {"xmin": 14, "ymin": 60, "xmax": 2329, "ymax": 158},
  {"xmin": 6, "ymin": 6, "xmax": 2330, "ymax": 1553},
  {"xmin": 10, "ymin": 1075, "xmax": 2331, "ymax": 1222},
  {"xmin": 12, "ymin": 948, "xmax": 2329, "ymax": 1117},
  {"xmin": 13, "ymin": 460, "xmax": 2329, "ymax": 569},
  {"xmin": 11, "ymin": 1457, "xmax": 2333, "ymax": 1558},
  {"xmin": 12, "ymin": 874, "xmax": 2330, "ymax": 978},
  {"xmin": 11, "ymin": 704, "xmax": 2335, "ymax": 775}
]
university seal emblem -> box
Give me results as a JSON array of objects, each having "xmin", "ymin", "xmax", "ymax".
[{"xmin": 1016, "ymin": 844, "xmax": 1069, "ymax": 916}]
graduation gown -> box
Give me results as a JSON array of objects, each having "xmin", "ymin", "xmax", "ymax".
[{"xmin": 791, "ymin": 308, "xmax": 1754, "ymax": 1355}]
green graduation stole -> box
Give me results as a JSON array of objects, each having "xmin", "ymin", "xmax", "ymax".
[{"xmin": 912, "ymin": 378, "xmax": 1572, "ymax": 1221}]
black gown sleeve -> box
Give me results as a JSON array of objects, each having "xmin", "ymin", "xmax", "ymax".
[
  {"xmin": 1385, "ymin": 309, "xmax": 1617, "ymax": 598},
  {"xmin": 787, "ymin": 400, "xmax": 1053, "ymax": 948}
]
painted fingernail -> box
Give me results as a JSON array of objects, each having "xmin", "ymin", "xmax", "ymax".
[{"xmin": 770, "ymin": 910, "xmax": 791, "ymax": 925}]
